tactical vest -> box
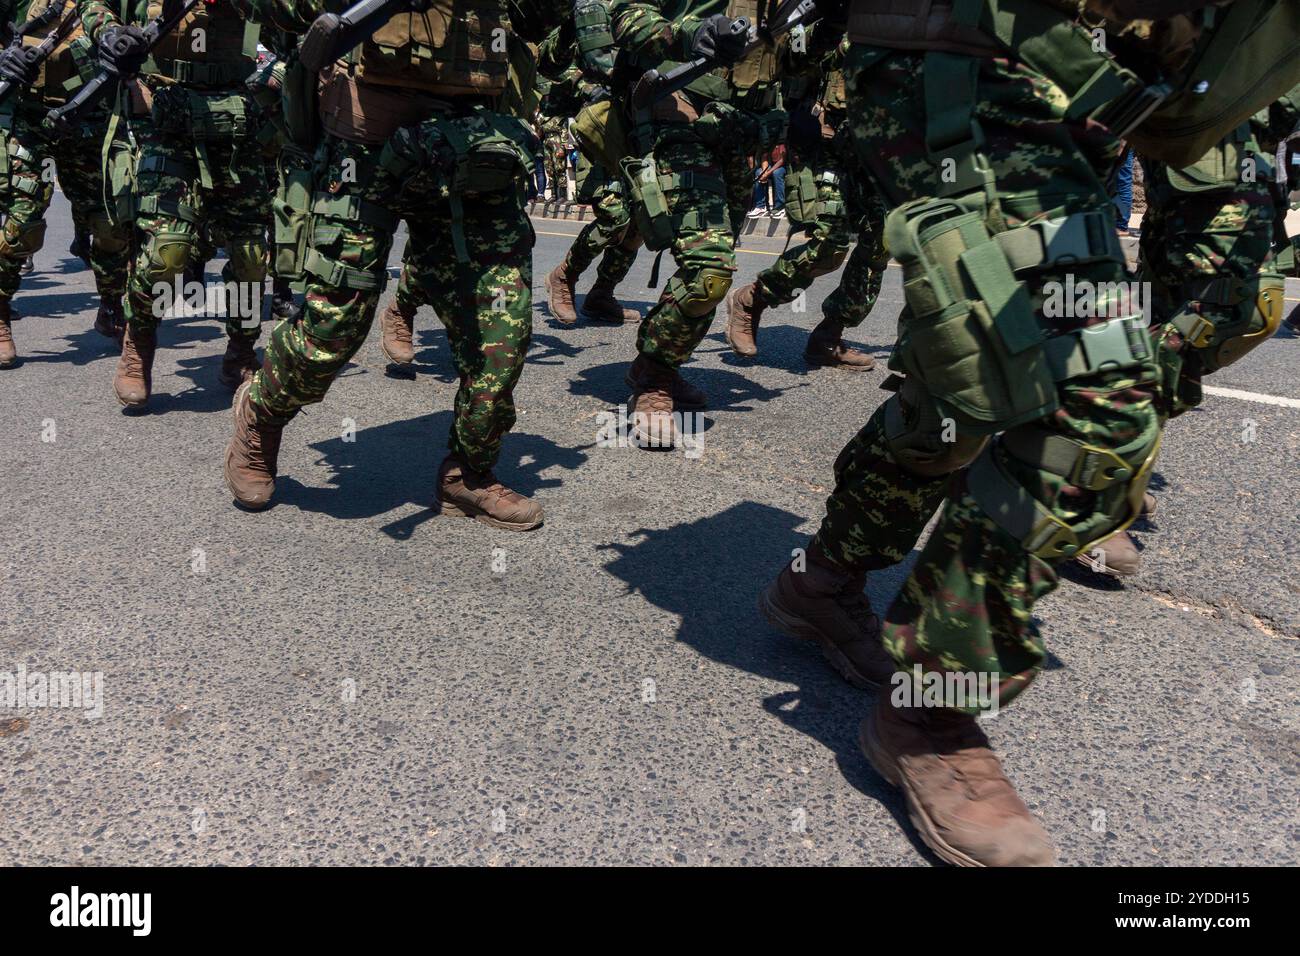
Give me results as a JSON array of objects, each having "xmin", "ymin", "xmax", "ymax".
[
  {"xmin": 725, "ymin": 0, "xmax": 777, "ymax": 92},
  {"xmin": 351, "ymin": 0, "xmax": 511, "ymax": 98},
  {"xmin": 821, "ymin": 68, "xmax": 846, "ymax": 112},
  {"xmin": 143, "ymin": 0, "xmax": 257, "ymax": 86}
]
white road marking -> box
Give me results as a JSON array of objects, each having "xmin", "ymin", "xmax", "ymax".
[{"xmin": 1202, "ymin": 384, "xmax": 1300, "ymax": 410}]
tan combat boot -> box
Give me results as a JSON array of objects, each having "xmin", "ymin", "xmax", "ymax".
[
  {"xmin": 437, "ymin": 455, "xmax": 543, "ymax": 531},
  {"xmin": 861, "ymin": 695, "xmax": 1056, "ymax": 867},
  {"xmin": 545, "ymin": 261, "xmax": 580, "ymax": 325},
  {"xmin": 724, "ymin": 282, "xmax": 765, "ymax": 357},
  {"xmin": 218, "ymin": 335, "xmax": 260, "ymax": 389},
  {"xmin": 379, "ymin": 298, "xmax": 416, "ymax": 365},
  {"xmin": 625, "ymin": 354, "xmax": 677, "ymax": 449},
  {"xmin": 581, "ymin": 277, "xmax": 641, "ymax": 324},
  {"xmin": 113, "ymin": 324, "xmax": 157, "ymax": 408},
  {"xmin": 1075, "ymin": 530, "xmax": 1142, "ymax": 577},
  {"xmin": 624, "ymin": 363, "xmax": 706, "ymax": 411},
  {"xmin": 805, "ymin": 318, "xmax": 875, "ymax": 371},
  {"xmin": 0, "ymin": 298, "xmax": 17, "ymax": 369},
  {"xmin": 223, "ymin": 381, "xmax": 283, "ymax": 510},
  {"xmin": 759, "ymin": 549, "xmax": 894, "ymax": 688}
]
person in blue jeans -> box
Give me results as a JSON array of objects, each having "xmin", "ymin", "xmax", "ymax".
[
  {"xmin": 749, "ymin": 145, "xmax": 787, "ymax": 218},
  {"xmin": 1112, "ymin": 147, "xmax": 1134, "ymax": 234}
]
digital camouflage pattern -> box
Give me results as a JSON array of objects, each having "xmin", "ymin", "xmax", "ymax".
[
  {"xmin": 814, "ymin": 49, "xmax": 1163, "ymax": 712},
  {"xmin": 249, "ymin": 131, "xmax": 535, "ymax": 474},
  {"xmin": 563, "ymin": 166, "xmax": 639, "ymax": 285},
  {"xmin": 539, "ymin": 115, "xmax": 568, "ymax": 197},
  {"xmin": 0, "ymin": 104, "xmax": 129, "ymax": 304}
]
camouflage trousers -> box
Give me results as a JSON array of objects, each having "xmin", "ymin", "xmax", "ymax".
[
  {"xmin": 126, "ymin": 90, "xmax": 270, "ymax": 340},
  {"xmin": 754, "ymin": 138, "xmax": 887, "ymax": 329},
  {"xmin": 812, "ymin": 49, "xmax": 1162, "ymax": 712},
  {"xmin": 0, "ymin": 104, "xmax": 129, "ymax": 303},
  {"xmin": 1139, "ymin": 154, "xmax": 1282, "ymax": 421},
  {"xmin": 542, "ymin": 134, "xmax": 567, "ymax": 198},
  {"xmin": 563, "ymin": 161, "xmax": 639, "ymax": 284},
  {"xmin": 249, "ymin": 129, "xmax": 534, "ymax": 474},
  {"xmin": 635, "ymin": 131, "xmax": 752, "ymax": 371}
]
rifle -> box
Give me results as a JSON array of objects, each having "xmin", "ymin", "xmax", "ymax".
[
  {"xmin": 630, "ymin": 0, "xmax": 820, "ymax": 111},
  {"xmin": 44, "ymin": 0, "xmax": 203, "ymax": 131},
  {"xmin": 0, "ymin": 0, "xmax": 78, "ymax": 105},
  {"xmin": 298, "ymin": 0, "xmax": 427, "ymax": 75}
]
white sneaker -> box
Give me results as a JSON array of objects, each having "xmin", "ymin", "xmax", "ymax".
[
  {"xmin": 746, "ymin": 207, "xmax": 766, "ymax": 219},
  {"xmin": 771, "ymin": 209, "xmax": 786, "ymax": 220}
]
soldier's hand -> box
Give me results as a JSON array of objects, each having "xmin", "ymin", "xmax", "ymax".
[
  {"xmin": 97, "ymin": 24, "xmax": 150, "ymax": 78},
  {"xmin": 689, "ymin": 14, "xmax": 748, "ymax": 66},
  {"xmin": 0, "ymin": 43, "xmax": 38, "ymax": 87}
]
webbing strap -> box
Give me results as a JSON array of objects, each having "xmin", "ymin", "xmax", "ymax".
[
  {"xmin": 138, "ymin": 194, "xmax": 200, "ymax": 223},
  {"xmin": 304, "ymin": 248, "xmax": 386, "ymax": 291},
  {"xmin": 666, "ymin": 169, "xmax": 727, "ymax": 196},
  {"xmin": 138, "ymin": 154, "xmax": 196, "ymax": 179},
  {"xmin": 311, "ymin": 194, "xmax": 398, "ymax": 231},
  {"xmin": 157, "ymin": 59, "xmax": 254, "ymax": 86},
  {"xmin": 994, "ymin": 211, "xmax": 1123, "ymax": 274},
  {"xmin": 1002, "ymin": 429, "xmax": 1136, "ymax": 492},
  {"xmin": 967, "ymin": 446, "xmax": 1080, "ymax": 559},
  {"xmin": 1042, "ymin": 316, "xmax": 1151, "ymax": 382}
]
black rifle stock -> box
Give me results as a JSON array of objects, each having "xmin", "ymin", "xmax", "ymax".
[
  {"xmin": 630, "ymin": 0, "xmax": 819, "ymax": 111},
  {"xmin": 298, "ymin": 0, "xmax": 424, "ymax": 74},
  {"xmin": 44, "ymin": 0, "xmax": 202, "ymax": 131}
]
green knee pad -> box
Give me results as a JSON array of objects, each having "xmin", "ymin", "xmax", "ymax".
[
  {"xmin": 0, "ymin": 218, "xmax": 47, "ymax": 259},
  {"xmin": 669, "ymin": 267, "xmax": 732, "ymax": 318},
  {"xmin": 226, "ymin": 237, "xmax": 269, "ymax": 283},
  {"xmin": 882, "ymin": 379, "xmax": 988, "ymax": 479},
  {"xmin": 1168, "ymin": 273, "xmax": 1285, "ymax": 372},
  {"xmin": 141, "ymin": 231, "xmax": 196, "ymax": 285}
]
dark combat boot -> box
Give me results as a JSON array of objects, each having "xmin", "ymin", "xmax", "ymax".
[
  {"xmin": 724, "ymin": 282, "xmax": 766, "ymax": 357},
  {"xmin": 1285, "ymin": 301, "xmax": 1300, "ymax": 332},
  {"xmin": 860, "ymin": 695, "xmax": 1056, "ymax": 867},
  {"xmin": 113, "ymin": 324, "xmax": 157, "ymax": 408},
  {"xmin": 379, "ymin": 298, "xmax": 416, "ymax": 365},
  {"xmin": 93, "ymin": 300, "xmax": 126, "ymax": 343},
  {"xmin": 581, "ymin": 277, "xmax": 641, "ymax": 324},
  {"xmin": 270, "ymin": 277, "xmax": 297, "ymax": 319},
  {"xmin": 218, "ymin": 334, "xmax": 260, "ymax": 389},
  {"xmin": 759, "ymin": 547, "xmax": 893, "ymax": 688},
  {"xmin": 437, "ymin": 454, "xmax": 543, "ymax": 531},
  {"xmin": 625, "ymin": 354, "xmax": 677, "ymax": 450},
  {"xmin": 545, "ymin": 261, "xmax": 580, "ymax": 325},
  {"xmin": 224, "ymin": 381, "xmax": 283, "ymax": 510},
  {"xmin": 0, "ymin": 298, "xmax": 16, "ymax": 369},
  {"xmin": 805, "ymin": 317, "xmax": 875, "ymax": 370}
]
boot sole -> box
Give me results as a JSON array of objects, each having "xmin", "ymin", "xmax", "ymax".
[
  {"xmin": 544, "ymin": 273, "xmax": 578, "ymax": 326},
  {"xmin": 439, "ymin": 497, "xmax": 542, "ymax": 532},
  {"xmin": 380, "ymin": 341, "xmax": 415, "ymax": 366},
  {"xmin": 804, "ymin": 355, "xmax": 875, "ymax": 372},
  {"xmin": 724, "ymin": 324, "xmax": 758, "ymax": 358},
  {"xmin": 758, "ymin": 587, "xmax": 876, "ymax": 690},
  {"xmin": 1072, "ymin": 553, "xmax": 1140, "ymax": 579},
  {"xmin": 858, "ymin": 716, "xmax": 984, "ymax": 868}
]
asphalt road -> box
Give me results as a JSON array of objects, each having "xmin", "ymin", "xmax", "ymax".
[{"xmin": 1, "ymin": 196, "xmax": 1297, "ymax": 866}]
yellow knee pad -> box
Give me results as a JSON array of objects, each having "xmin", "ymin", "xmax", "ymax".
[
  {"xmin": 0, "ymin": 218, "xmax": 47, "ymax": 259},
  {"xmin": 226, "ymin": 238, "xmax": 269, "ymax": 284},
  {"xmin": 141, "ymin": 232, "xmax": 196, "ymax": 284},
  {"xmin": 674, "ymin": 267, "xmax": 732, "ymax": 318}
]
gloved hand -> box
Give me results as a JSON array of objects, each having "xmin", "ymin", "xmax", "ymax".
[
  {"xmin": 0, "ymin": 43, "xmax": 38, "ymax": 87},
  {"xmin": 97, "ymin": 24, "xmax": 150, "ymax": 78},
  {"xmin": 688, "ymin": 14, "xmax": 748, "ymax": 66}
]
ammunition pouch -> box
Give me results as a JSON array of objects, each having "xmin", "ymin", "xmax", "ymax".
[
  {"xmin": 272, "ymin": 146, "xmax": 315, "ymax": 287},
  {"xmin": 1168, "ymin": 273, "xmax": 1285, "ymax": 373},
  {"xmin": 572, "ymin": 97, "xmax": 629, "ymax": 173},
  {"xmin": 105, "ymin": 134, "xmax": 138, "ymax": 226},
  {"xmin": 785, "ymin": 166, "xmax": 844, "ymax": 232},
  {"xmin": 621, "ymin": 154, "xmax": 728, "ymax": 253},
  {"xmin": 151, "ymin": 86, "xmax": 250, "ymax": 142},
  {"xmin": 0, "ymin": 217, "xmax": 46, "ymax": 258}
]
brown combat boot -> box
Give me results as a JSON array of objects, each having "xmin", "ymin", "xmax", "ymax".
[
  {"xmin": 113, "ymin": 324, "xmax": 157, "ymax": 408},
  {"xmin": 93, "ymin": 300, "xmax": 125, "ymax": 343},
  {"xmin": 223, "ymin": 380, "xmax": 282, "ymax": 510},
  {"xmin": 0, "ymin": 298, "xmax": 16, "ymax": 369},
  {"xmin": 1075, "ymin": 529, "xmax": 1142, "ymax": 577},
  {"xmin": 624, "ymin": 363, "xmax": 706, "ymax": 411},
  {"xmin": 626, "ymin": 354, "xmax": 677, "ymax": 449},
  {"xmin": 437, "ymin": 454, "xmax": 543, "ymax": 531},
  {"xmin": 379, "ymin": 298, "xmax": 416, "ymax": 365},
  {"xmin": 861, "ymin": 695, "xmax": 1056, "ymax": 867},
  {"xmin": 581, "ymin": 277, "xmax": 641, "ymax": 324},
  {"xmin": 218, "ymin": 335, "xmax": 260, "ymax": 389},
  {"xmin": 1141, "ymin": 491, "xmax": 1157, "ymax": 517},
  {"xmin": 545, "ymin": 261, "xmax": 580, "ymax": 325},
  {"xmin": 724, "ymin": 282, "xmax": 765, "ymax": 357},
  {"xmin": 805, "ymin": 318, "xmax": 875, "ymax": 371},
  {"xmin": 759, "ymin": 548, "xmax": 893, "ymax": 688}
]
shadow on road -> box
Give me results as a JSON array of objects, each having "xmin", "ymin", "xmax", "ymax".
[
  {"xmin": 273, "ymin": 412, "xmax": 588, "ymax": 540},
  {"xmin": 568, "ymin": 358, "xmax": 806, "ymax": 413},
  {"xmin": 595, "ymin": 500, "xmax": 939, "ymax": 862}
]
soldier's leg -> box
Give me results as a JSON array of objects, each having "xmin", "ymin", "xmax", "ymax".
[
  {"xmin": 766, "ymin": 50, "xmax": 1161, "ymax": 866},
  {"xmin": 51, "ymin": 119, "xmax": 131, "ymax": 339},
  {"xmin": 725, "ymin": 156, "xmax": 853, "ymax": 357},
  {"xmin": 627, "ymin": 138, "xmax": 738, "ymax": 445},
  {"xmin": 226, "ymin": 135, "xmax": 397, "ymax": 509},
  {"xmin": 809, "ymin": 189, "xmax": 889, "ymax": 369},
  {"xmin": 0, "ymin": 114, "xmax": 56, "ymax": 367},
  {"xmin": 416, "ymin": 192, "xmax": 542, "ymax": 531},
  {"xmin": 116, "ymin": 117, "xmax": 205, "ymax": 407},
  {"xmin": 582, "ymin": 180, "xmax": 642, "ymax": 324},
  {"xmin": 378, "ymin": 242, "xmax": 430, "ymax": 366}
]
